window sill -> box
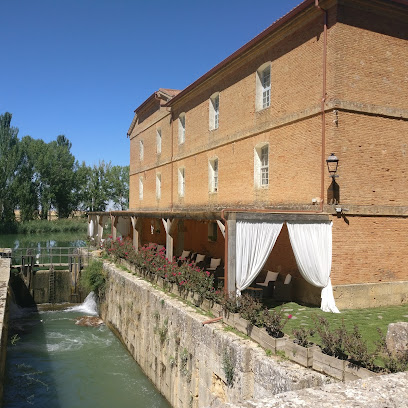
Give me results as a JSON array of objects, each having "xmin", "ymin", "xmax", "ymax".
[{"xmin": 255, "ymin": 105, "xmax": 271, "ymax": 114}]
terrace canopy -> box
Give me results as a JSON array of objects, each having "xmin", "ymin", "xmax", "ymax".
[{"xmin": 235, "ymin": 219, "xmax": 339, "ymax": 313}]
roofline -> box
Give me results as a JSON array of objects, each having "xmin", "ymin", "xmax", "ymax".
[
  {"xmin": 134, "ymin": 92, "xmax": 157, "ymax": 115},
  {"xmin": 166, "ymin": 0, "xmax": 408, "ymax": 108},
  {"xmin": 166, "ymin": 0, "xmax": 315, "ymax": 107}
]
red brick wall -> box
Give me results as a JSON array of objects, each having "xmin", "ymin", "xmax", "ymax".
[{"xmin": 332, "ymin": 216, "xmax": 408, "ymax": 285}]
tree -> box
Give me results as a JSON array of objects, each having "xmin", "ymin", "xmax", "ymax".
[
  {"xmin": 16, "ymin": 136, "xmax": 39, "ymax": 221},
  {"xmin": 108, "ymin": 165, "xmax": 129, "ymax": 210},
  {"xmin": 0, "ymin": 113, "xmax": 20, "ymax": 224},
  {"xmin": 78, "ymin": 161, "xmax": 111, "ymax": 212},
  {"xmin": 41, "ymin": 135, "xmax": 76, "ymax": 218}
]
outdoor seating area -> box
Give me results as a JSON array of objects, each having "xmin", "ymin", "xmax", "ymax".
[
  {"xmin": 244, "ymin": 271, "xmax": 294, "ymax": 302},
  {"xmin": 142, "ymin": 240, "xmax": 297, "ymax": 302}
]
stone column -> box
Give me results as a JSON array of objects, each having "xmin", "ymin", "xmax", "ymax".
[
  {"xmin": 111, "ymin": 215, "xmax": 117, "ymax": 242},
  {"xmin": 131, "ymin": 216, "xmax": 142, "ymax": 251},
  {"xmin": 162, "ymin": 218, "xmax": 174, "ymax": 261}
]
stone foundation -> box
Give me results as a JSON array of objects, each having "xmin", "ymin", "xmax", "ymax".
[
  {"xmin": 0, "ymin": 258, "xmax": 10, "ymax": 406},
  {"xmin": 333, "ymin": 281, "xmax": 408, "ymax": 310},
  {"xmin": 214, "ymin": 372, "xmax": 408, "ymax": 408}
]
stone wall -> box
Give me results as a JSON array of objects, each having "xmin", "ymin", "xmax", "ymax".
[
  {"xmin": 0, "ymin": 258, "xmax": 10, "ymax": 406},
  {"xmin": 100, "ymin": 261, "xmax": 330, "ymax": 408},
  {"xmin": 212, "ymin": 372, "xmax": 408, "ymax": 408},
  {"xmin": 29, "ymin": 270, "xmax": 87, "ymax": 304}
]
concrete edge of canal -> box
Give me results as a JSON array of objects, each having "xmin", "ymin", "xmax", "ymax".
[{"xmin": 0, "ymin": 257, "xmax": 10, "ymax": 407}]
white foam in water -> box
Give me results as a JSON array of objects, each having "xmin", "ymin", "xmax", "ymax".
[{"xmin": 65, "ymin": 292, "xmax": 99, "ymax": 315}]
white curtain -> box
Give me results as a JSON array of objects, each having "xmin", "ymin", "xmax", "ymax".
[
  {"xmin": 88, "ymin": 219, "xmax": 94, "ymax": 237},
  {"xmin": 236, "ymin": 221, "xmax": 283, "ymax": 295},
  {"xmin": 287, "ymin": 221, "xmax": 339, "ymax": 313}
]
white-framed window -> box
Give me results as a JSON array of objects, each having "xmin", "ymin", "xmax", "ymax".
[
  {"xmin": 209, "ymin": 92, "xmax": 219, "ymax": 130},
  {"xmin": 139, "ymin": 140, "xmax": 144, "ymax": 161},
  {"xmin": 156, "ymin": 173, "xmax": 161, "ymax": 200},
  {"xmin": 178, "ymin": 113, "xmax": 186, "ymax": 144},
  {"xmin": 178, "ymin": 167, "xmax": 185, "ymax": 197},
  {"xmin": 208, "ymin": 158, "xmax": 219, "ymax": 193},
  {"xmin": 254, "ymin": 143, "xmax": 269, "ymax": 188},
  {"xmin": 156, "ymin": 128, "xmax": 162, "ymax": 154},
  {"xmin": 256, "ymin": 63, "xmax": 271, "ymax": 111},
  {"xmin": 139, "ymin": 176, "xmax": 143, "ymax": 200}
]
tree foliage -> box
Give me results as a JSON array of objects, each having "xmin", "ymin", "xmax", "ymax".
[
  {"xmin": 0, "ymin": 112, "xmax": 129, "ymax": 226},
  {"xmin": 0, "ymin": 113, "xmax": 20, "ymax": 223}
]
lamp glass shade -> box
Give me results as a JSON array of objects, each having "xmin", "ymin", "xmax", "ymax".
[{"xmin": 326, "ymin": 153, "xmax": 339, "ymax": 175}]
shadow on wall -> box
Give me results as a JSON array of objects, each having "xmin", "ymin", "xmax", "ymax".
[{"xmin": 327, "ymin": 179, "xmax": 340, "ymax": 204}]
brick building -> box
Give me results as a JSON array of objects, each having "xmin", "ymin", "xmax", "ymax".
[{"xmin": 89, "ymin": 0, "xmax": 408, "ymax": 310}]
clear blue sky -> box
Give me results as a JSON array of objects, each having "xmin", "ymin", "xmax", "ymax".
[{"xmin": 1, "ymin": 0, "xmax": 301, "ymax": 167}]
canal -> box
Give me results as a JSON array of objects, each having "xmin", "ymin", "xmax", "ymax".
[{"xmin": 2, "ymin": 232, "xmax": 171, "ymax": 408}]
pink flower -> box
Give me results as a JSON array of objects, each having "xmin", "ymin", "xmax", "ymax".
[{"xmin": 288, "ymin": 314, "xmax": 292, "ymax": 319}]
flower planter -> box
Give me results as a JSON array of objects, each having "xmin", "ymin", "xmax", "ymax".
[
  {"xmin": 234, "ymin": 315, "xmax": 249, "ymax": 333},
  {"xmin": 187, "ymin": 292, "xmax": 201, "ymax": 307},
  {"xmin": 285, "ymin": 341, "xmax": 315, "ymax": 368},
  {"xmin": 344, "ymin": 361, "xmax": 377, "ymax": 381},
  {"xmin": 247, "ymin": 324, "xmax": 263, "ymax": 343},
  {"xmin": 171, "ymin": 284, "xmax": 180, "ymax": 296},
  {"xmin": 222, "ymin": 311, "xmax": 236, "ymax": 327},
  {"xmin": 156, "ymin": 277, "xmax": 164, "ymax": 288},
  {"xmin": 256, "ymin": 328, "xmax": 287, "ymax": 353},
  {"xmin": 312, "ymin": 349, "xmax": 345, "ymax": 381},
  {"xmin": 211, "ymin": 302, "xmax": 223, "ymax": 316},
  {"xmin": 201, "ymin": 298, "xmax": 211, "ymax": 312}
]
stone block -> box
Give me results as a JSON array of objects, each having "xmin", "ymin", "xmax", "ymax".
[{"xmin": 386, "ymin": 322, "xmax": 408, "ymax": 355}]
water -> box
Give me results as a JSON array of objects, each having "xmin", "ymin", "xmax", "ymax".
[
  {"xmin": 4, "ymin": 294, "xmax": 171, "ymax": 408},
  {"xmin": 0, "ymin": 232, "xmax": 86, "ymax": 251}
]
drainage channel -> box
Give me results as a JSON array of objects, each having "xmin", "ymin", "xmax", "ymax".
[{"xmin": 4, "ymin": 294, "xmax": 171, "ymax": 408}]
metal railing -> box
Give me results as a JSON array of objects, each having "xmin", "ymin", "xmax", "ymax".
[{"xmin": 11, "ymin": 247, "xmax": 89, "ymax": 268}]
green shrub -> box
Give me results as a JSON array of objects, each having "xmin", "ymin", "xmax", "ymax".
[
  {"xmin": 292, "ymin": 327, "xmax": 315, "ymax": 347},
  {"xmin": 263, "ymin": 306, "xmax": 292, "ymax": 338},
  {"xmin": 312, "ymin": 315, "xmax": 348, "ymax": 359},
  {"xmin": 80, "ymin": 259, "xmax": 107, "ymax": 298},
  {"xmin": 343, "ymin": 325, "xmax": 375, "ymax": 369},
  {"xmin": 239, "ymin": 293, "xmax": 263, "ymax": 326}
]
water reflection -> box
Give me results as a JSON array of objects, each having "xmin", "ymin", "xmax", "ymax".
[{"xmin": 0, "ymin": 233, "xmax": 86, "ymax": 251}]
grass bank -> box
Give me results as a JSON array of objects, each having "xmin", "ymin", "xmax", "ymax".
[
  {"xmin": 279, "ymin": 301, "xmax": 408, "ymax": 354},
  {"xmin": 0, "ymin": 218, "xmax": 87, "ymax": 234}
]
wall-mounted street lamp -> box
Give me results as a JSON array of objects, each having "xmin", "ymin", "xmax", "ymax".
[{"xmin": 326, "ymin": 153, "xmax": 339, "ymax": 179}]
